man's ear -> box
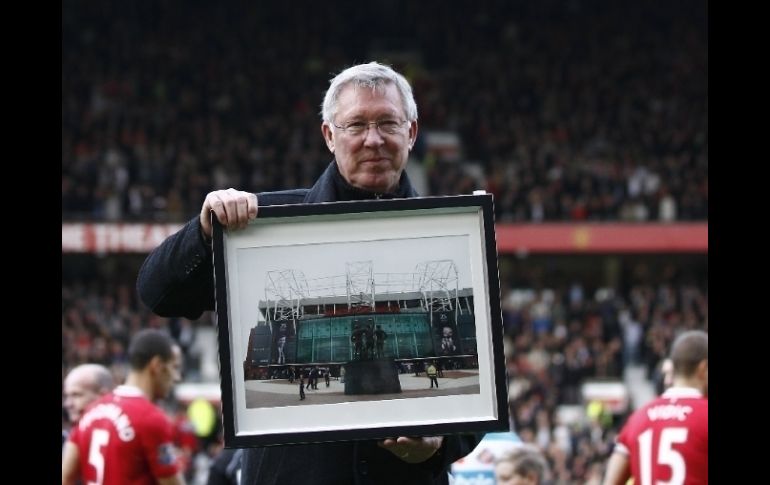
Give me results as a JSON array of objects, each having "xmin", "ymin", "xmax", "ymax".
[
  {"xmin": 697, "ymin": 359, "xmax": 708, "ymax": 379},
  {"xmin": 149, "ymin": 355, "xmax": 164, "ymax": 374},
  {"xmin": 321, "ymin": 123, "xmax": 335, "ymax": 153},
  {"xmin": 408, "ymin": 120, "xmax": 419, "ymax": 150}
]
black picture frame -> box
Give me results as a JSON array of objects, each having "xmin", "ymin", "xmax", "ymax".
[{"xmin": 213, "ymin": 194, "xmax": 508, "ymax": 447}]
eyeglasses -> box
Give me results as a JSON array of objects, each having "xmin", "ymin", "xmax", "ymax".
[{"xmin": 331, "ymin": 119, "xmax": 409, "ymax": 136}]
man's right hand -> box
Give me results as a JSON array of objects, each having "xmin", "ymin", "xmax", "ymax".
[{"xmin": 200, "ymin": 189, "xmax": 258, "ymax": 240}]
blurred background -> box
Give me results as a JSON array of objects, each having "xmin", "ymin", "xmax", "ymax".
[{"xmin": 62, "ymin": 0, "xmax": 707, "ymax": 483}]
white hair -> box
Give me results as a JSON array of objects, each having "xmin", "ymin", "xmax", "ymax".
[{"xmin": 321, "ymin": 61, "xmax": 418, "ymax": 124}]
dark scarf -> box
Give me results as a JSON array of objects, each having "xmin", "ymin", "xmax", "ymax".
[
  {"xmin": 330, "ymin": 161, "xmax": 416, "ymax": 200},
  {"xmin": 301, "ymin": 160, "xmax": 419, "ymax": 204}
]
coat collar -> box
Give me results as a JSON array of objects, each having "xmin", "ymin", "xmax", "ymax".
[{"xmin": 303, "ymin": 161, "xmax": 418, "ymax": 203}]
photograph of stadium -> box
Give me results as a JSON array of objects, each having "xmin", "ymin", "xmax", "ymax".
[
  {"xmin": 242, "ymin": 257, "xmax": 481, "ymax": 409},
  {"xmin": 213, "ymin": 198, "xmax": 508, "ymax": 446}
]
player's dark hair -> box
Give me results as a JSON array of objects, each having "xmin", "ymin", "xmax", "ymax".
[{"xmin": 128, "ymin": 329, "xmax": 174, "ymax": 371}]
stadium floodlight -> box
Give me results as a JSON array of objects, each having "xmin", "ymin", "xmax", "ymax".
[
  {"xmin": 346, "ymin": 261, "xmax": 375, "ymax": 310},
  {"xmin": 265, "ymin": 269, "xmax": 309, "ymax": 321},
  {"xmin": 415, "ymin": 260, "xmax": 459, "ymax": 322},
  {"xmin": 259, "ymin": 259, "xmax": 462, "ymax": 323}
]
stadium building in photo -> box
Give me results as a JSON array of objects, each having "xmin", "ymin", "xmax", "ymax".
[{"xmin": 243, "ymin": 260, "xmax": 479, "ymax": 379}]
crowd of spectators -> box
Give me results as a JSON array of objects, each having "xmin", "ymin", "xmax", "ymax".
[
  {"xmin": 62, "ymin": 254, "xmax": 208, "ymax": 386},
  {"xmin": 62, "ymin": 0, "xmax": 707, "ymax": 223},
  {"xmin": 62, "ymin": 257, "xmax": 215, "ymax": 481},
  {"xmin": 500, "ymin": 276, "xmax": 707, "ymax": 482},
  {"xmin": 62, "ymin": 254, "xmax": 707, "ymax": 483}
]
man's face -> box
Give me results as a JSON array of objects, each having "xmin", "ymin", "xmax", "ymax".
[
  {"xmin": 443, "ymin": 327, "xmax": 453, "ymax": 339},
  {"xmin": 64, "ymin": 376, "xmax": 100, "ymax": 422},
  {"xmin": 322, "ymin": 82, "xmax": 417, "ymax": 194},
  {"xmin": 157, "ymin": 345, "xmax": 183, "ymax": 400}
]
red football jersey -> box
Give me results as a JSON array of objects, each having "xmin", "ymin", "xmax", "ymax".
[
  {"xmin": 68, "ymin": 385, "xmax": 179, "ymax": 485},
  {"xmin": 615, "ymin": 387, "xmax": 708, "ymax": 485}
]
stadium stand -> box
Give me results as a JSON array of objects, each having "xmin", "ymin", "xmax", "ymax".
[{"xmin": 62, "ymin": 0, "xmax": 706, "ymax": 223}]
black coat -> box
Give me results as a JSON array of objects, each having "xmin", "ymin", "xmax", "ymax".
[{"xmin": 137, "ymin": 161, "xmax": 478, "ymax": 485}]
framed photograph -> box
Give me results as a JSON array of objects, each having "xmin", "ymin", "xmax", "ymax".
[{"xmin": 213, "ymin": 194, "xmax": 508, "ymax": 447}]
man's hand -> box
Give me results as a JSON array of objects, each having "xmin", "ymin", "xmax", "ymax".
[
  {"xmin": 378, "ymin": 436, "xmax": 443, "ymax": 464},
  {"xmin": 200, "ymin": 189, "xmax": 258, "ymax": 240}
]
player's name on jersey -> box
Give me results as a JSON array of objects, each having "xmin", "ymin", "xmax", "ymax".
[
  {"xmin": 79, "ymin": 403, "xmax": 136, "ymax": 441},
  {"xmin": 646, "ymin": 404, "xmax": 693, "ymax": 422}
]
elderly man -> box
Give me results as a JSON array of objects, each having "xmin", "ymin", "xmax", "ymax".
[
  {"xmin": 63, "ymin": 363, "xmax": 114, "ymax": 423},
  {"xmin": 138, "ymin": 62, "xmax": 477, "ymax": 485}
]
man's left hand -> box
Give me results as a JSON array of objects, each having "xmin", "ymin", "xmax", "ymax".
[{"xmin": 378, "ymin": 436, "xmax": 443, "ymax": 463}]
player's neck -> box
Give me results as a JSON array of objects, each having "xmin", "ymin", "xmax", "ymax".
[
  {"xmin": 669, "ymin": 377, "xmax": 705, "ymax": 395},
  {"xmin": 124, "ymin": 373, "xmax": 154, "ymax": 401}
]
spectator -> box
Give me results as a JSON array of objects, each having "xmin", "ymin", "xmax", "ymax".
[{"xmin": 494, "ymin": 443, "xmax": 550, "ymax": 485}]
